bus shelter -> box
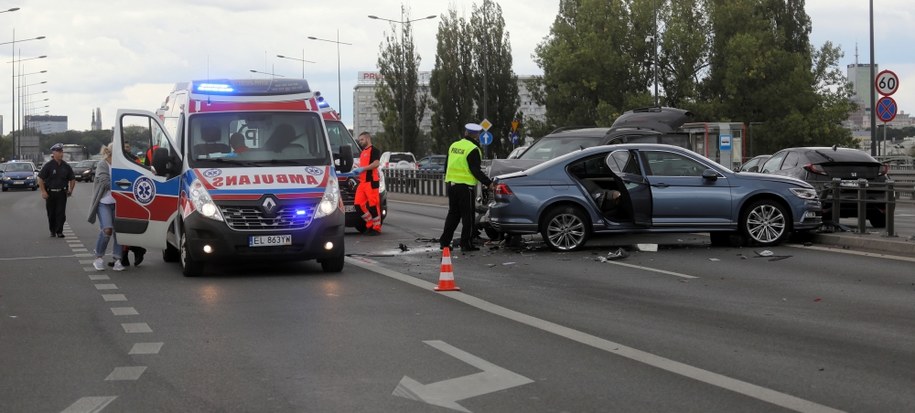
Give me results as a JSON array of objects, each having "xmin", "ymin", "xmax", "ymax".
[{"xmin": 680, "ymin": 122, "xmax": 747, "ymax": 170}]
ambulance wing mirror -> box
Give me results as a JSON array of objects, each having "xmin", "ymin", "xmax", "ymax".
[
  {"xmin": 337, "ymin": 145, "xmax": 354, "ymax": 173},
  {"xmin": 152, "ymin": 147, "xmax": 179, "ymax": 178}
]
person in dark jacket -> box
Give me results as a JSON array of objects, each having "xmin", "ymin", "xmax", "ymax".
[
  {"xmin": 38, "ymin": 143, "xmax": 76, "ymax": 238},
  {"xmin": 439, "ymin": 123, "xmax": 493, "ymax": 252}
]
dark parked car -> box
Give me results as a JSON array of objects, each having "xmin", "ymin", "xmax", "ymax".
[
  {"xmin": 489, "ymin": 144, "xmax": 822, "ymax": 251},
  {"xmin": 0, "ymin": 161, "xmax": 39, "ymax": 191},
  {"xmin": 417, "ymin": 155, "xmax": 446, "ymax": 172},
  {"xmin": 73, "ymin": 160, "xmax": 98, "ymax": 182},
  {"xmin": 758, "ymin": 146, "xmax": 889, "ymax": 227},
  {"xmin": 738, "ymin": 155, "xmax": 770, "ymax": 173}
]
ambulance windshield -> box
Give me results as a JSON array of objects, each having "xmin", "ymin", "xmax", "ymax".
[{"xmin": 188, "ymin": 112, "xmax": 331, "ymax": 168}]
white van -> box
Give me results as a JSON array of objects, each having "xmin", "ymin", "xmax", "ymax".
[{"xmin": 111, "ymin": 78, "xmax": 351, "ymax": 276}]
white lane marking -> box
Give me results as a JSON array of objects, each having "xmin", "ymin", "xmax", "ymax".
[
  {"xmin": 0, "ymin": 254, "xmax": 91, "ymax": 261},
  {"xmin": 121, "ymin": 323, "xmax": 152, "ymax": 333},
  {"xmin": 101, "ymin": 294, "xmax": 127, "ymax": 302},
  {"xmin": 79, "ymin": 259, "xmax": 95, "ymax": 265},
  {"xmin": 72, "ymin": 248, "xmax": 88, "ymax": 252},
  {"xmin": 605, "ymin": 260, "xmax": 698, "ymax": 279},
  {"xmin": 110, "ymin": 307, "xmax": 138, "ymax": 316},
  {"xmin": 94, "ymin": 284, "xmax": 118, "ymax": 291},
  {"xmin": 83, "ymin": 267, "xmax": 98, "ymax": 272},
  {"xmin": 393, "ymin": 340, "xmax": 533, "ymax": 412},
  {"xmin": 60, "ymin": 396, "xmax": 117, "ymax": 413},
  {"xmin": 347, "ymin": 257, "xmax": 844, "ymax": 413},
  {"xmin": 129, "ymin": 342, "xmax": 163, "ymax": 355},
  {"xmin": 88, "ymin": 274, "xmax": 110, "ymax": 281},
  {"xmin": 104, "ymin": 366, "xmax": 146, "ymax": 381},
  {"xmin": 786, "ymin": 243, "xmax": 915, "ymax": 263}
]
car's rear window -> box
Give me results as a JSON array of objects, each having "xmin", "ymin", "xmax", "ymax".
[
  {"xmin": 520, "ymin": 136, "xmax": 605, "ymax": 160},
  {"xmin": 389, "ymin": 154, "xmax": 415, "ymax": 163},
  {"xmin": 807, "ymin": 149, "xmax": 878, "ymax": 163}
]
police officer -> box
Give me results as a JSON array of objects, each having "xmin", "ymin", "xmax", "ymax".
[
  {"xmin": 439, "ymin": 123, "xmax": 493, "ymax": 252},
  {"xmin": 351, "ymin": 132, "xmax": 383, "ymax": 235},
  {"xmin": 38, "ymin": 143, "xmax": 77, "ymax": 238}
]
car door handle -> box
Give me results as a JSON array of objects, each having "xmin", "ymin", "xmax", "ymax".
[
  {"xmin": 651, "ymin": 183, "xmax": 669, "ymax": 188},
  {"xmin": 115, "ymin": 179, "xmax": 132, "ymax": 189}
]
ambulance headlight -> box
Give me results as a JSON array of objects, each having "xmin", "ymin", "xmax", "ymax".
[
  {"xmin": 378, "ymin": 170, "xmax": 386, "ymax": 194},
  {"xmin": 189, "ymin": 180, "xmax": 224, "ymax": 222},
  {"xmin": 315, "ymin": 177, "xmax": 341, "ymax": 218}
]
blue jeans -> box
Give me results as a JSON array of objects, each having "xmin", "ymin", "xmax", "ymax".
[{"xmin": 95, "ymin": 202, "xmax": 121, "ymax": 259}]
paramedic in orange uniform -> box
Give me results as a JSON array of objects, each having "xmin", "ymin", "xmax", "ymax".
[{"xmin": 351, "ymin": 132, "xmax": 382, "ymax": 235}]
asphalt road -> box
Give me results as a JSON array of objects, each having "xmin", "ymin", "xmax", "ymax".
[{"xmin": 1, "ymin": 183, "xmax": 914, "ymax": 413}]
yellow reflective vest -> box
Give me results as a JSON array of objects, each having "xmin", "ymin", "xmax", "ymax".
[{"xmin": 445, "ymin": 138, "xmax": 481, "ymax": 185}]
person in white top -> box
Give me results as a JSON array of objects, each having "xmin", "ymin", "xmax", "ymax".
[{"xmin": 88, "ymin": 143, "xmax": 124, "ymax": 271}]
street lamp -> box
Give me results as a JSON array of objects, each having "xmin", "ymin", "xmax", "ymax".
[
  {"xmin": 368, "ymin": 11, "xmax": 437, "ymax": 152},
  {"xmin": 308, "ymin": 31, "xmax": 352, "ymax": 116},
  {"xmin": 249, "ymin": 69, "xmax": 284, "ymax": 78},
  {"xmin": 7, "ymin": 50, "xmax": 46, "ymax": 159},
  {"xmin": 276, "ymin": 51, "xmax": 315, "ymax": 79}
]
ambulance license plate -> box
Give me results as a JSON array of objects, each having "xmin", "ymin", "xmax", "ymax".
[
  {"xmin": 249, "ymin": 234, "xmax": 292, "ymax": 247},
  {"xmin": 344, "ymin": 205, "xmax": 356, "ymax": 213}
]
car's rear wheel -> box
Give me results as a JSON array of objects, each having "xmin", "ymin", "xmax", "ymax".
[
  {"xmin": 541, "ymin": 205, "xmax": 590, "ymax": 251},
  {"xmin": 740, "ymin": 200, "xmax": 789, "ymax": 246},
  {"xmin": 162, "ymin": 242, "xmax": 180, "ymax": 262}
]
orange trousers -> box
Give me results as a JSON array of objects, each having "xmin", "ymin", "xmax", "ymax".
[{"xmin": 354, "ymin": 182, "xmax": 382, "ymax": 231}]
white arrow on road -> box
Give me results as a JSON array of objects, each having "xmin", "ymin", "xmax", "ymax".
[{"xmin": 392, "ymin": 340, "xmax": 533, "ymax": 412}]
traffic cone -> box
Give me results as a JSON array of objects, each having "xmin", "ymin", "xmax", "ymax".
[{"xmin": 434, "ymin": 247, "xmax": 461, "ymax": 291}]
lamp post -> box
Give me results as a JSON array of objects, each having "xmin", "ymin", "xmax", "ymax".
[
  {"xmin": 368, "ymin": 10, "xmax": 437, "ymax": 152},
  {"xmin": 2, "ymin": 32, "xmax": 44, "ymax": 155},
  {"xmin": 307, "ymin": 31, "xmax": 352, "ymax": 117},
  {"xmin": 249, "ymin": 69, "xmax": 284, "ymax": 78},
  {"xmin": 276, "ymin": 51, "xmax": 315, "ymax": 79}
]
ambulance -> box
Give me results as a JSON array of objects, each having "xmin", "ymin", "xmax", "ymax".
[{"xmin": 111, "ymin": 78, "xmax": 351, "ymax": 276}]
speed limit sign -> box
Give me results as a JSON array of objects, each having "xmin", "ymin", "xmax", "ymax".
[{"xmin": 875, "ymin": 70, "xmax": 899, "ymax": 96}]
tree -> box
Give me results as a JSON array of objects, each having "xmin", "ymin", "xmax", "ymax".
[
  {"xmin": 429, "ymin": 9, "xmax": 475, "ymax": 154},
  {"xmin": 533, "ymin": 0, "xmax": 648, "ymax": 128},
  {"xmin": 659, "ymin": 0, "xmax": 711, "ymax": 108},
  {"xmin": 374, "ymin": 5, "xmax": 429, "ymax": 155},
  {"xmin": 469, "ymin": 0, "xmax": 519, "ymax": 158}
]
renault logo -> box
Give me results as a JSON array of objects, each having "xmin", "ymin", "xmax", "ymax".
[
  {"xmin": 262, "ymin": 197, "xmax": 277, "ymax": 214},
  {"xmin": 850, "ymin": 172, "xmax": 857, "ymax": 177}
]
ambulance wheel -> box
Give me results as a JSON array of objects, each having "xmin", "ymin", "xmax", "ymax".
[
  {"xmin": 180, "ymin": 230, "xmax": 204, "ymax": 277},
  {"xmin": 354, "ymin": 220, "xmax": 367, "ymax": 233},
  {"xmin": 162, "ymin": 242, "xmax": 180, "ymax": 263},
  {"xmin": 320, "ymin": 252, "xmax": 345, "ymax": 273}
]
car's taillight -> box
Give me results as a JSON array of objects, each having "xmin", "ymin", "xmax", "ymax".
[
  {"xmin": 494, "ymin": 183, "xmax": 513, "ymax": 196},
  {"xmin": 803, "ymin": 163, "xmax": 827, "ymax": 176},
  {"xmin": 879, "ymin": 164, "xmax": 890, "ymax": 176}
]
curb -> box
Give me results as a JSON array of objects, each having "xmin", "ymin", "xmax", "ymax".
[{"xmin": 811, "ymin": 232, "xmax": 915, "ymax": 255}]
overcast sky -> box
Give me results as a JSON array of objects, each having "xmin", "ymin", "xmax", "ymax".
[{"xmin": 1, "ymin": 0, "xmax": 912, "ymax": 133}]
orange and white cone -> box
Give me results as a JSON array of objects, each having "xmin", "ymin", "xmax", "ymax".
[{"xmin": 434, "ymin": 247, "xmax": 461, "ymax": 291}]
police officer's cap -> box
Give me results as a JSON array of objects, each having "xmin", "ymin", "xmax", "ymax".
[
  {"xmin": 465, "ymin": 123, "xmax": 483, "ymax": 133},
  {"xmin": 50, "ymin": 143, "xmax": 64, "ymax": 152}
]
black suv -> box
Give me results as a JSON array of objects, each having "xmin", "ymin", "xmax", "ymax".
[{"xmin": 759, "ymin": 147, "xmax": 889, "ymax": 227}]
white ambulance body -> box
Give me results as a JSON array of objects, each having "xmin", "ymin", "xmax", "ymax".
[{"xmin": 111, "ymin": 78, "xmax": 349, "ymax": 276}]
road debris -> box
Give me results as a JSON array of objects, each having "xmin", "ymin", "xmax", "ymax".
[
  {"xmin": 755, "ymin": 250, "xmax": 774, "ymax": 257},
  {"xmin": 398, "ymin": 243, "xmax": 410, "ymax": 252},
  {"xmin": 708, "ymin": 258, "xmax": 720, "ymax": 262},
  {"xmin": 636, "ymin": 244, "xmax": 658, "ymax": 252},
  {"xmin": 502, "ymin": 261, "xmax": 516, "ymax": 266},
  {"xmin": 606, "ymin": 248, "xmax": 629, "ymax": 260}
]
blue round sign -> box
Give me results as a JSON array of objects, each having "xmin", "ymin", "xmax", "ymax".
[
  {"xmin": 480, "ymin": 131, "xmax": 493, "ymax": 146},
  {"xmin": 876, "ymin": 96, "xmax": 897, "ymax": 123}
]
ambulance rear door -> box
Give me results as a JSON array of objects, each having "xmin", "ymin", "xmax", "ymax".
[{"xmin": 111, "ymin": 109, "xmax": 182, "ymax": 250}]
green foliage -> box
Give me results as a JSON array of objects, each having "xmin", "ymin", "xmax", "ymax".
[
  {"xmin": 468, "ymin": 0, "xmax": 519, "ymax": 158},
  {"xmin": 374, "ymin": 5, "xmax": 429, "ymax": 154},
  {"xmin": 429, "ymin": 9, "xmax": 475, "ymax": 154}
]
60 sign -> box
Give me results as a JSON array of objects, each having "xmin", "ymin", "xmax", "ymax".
[{"xmin": 875, "ymin": 70, "xmax": 899, "ymax": 96}]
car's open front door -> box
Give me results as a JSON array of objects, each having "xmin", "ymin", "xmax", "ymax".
[
  {"xmin": 606, "ymin": 149, "xmax": 652, "ymax": 226},
  {"xmin": 111, "ymin": 109, "xmax": 181, "ymax": 250}
]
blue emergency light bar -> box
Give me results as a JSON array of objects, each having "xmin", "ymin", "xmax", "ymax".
[{"xmin": 191, "ymin": 79, "xmax": 311, "ymax": 96}]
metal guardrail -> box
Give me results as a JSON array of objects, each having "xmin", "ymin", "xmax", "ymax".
[{"xmin": 383, "ymin": 169, "xmax": 448, "ymax": 197}]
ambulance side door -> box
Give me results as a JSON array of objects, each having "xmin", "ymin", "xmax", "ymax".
[{"xmin": 111, "ymin": 110, "xmax": 182, "ymax": 250}]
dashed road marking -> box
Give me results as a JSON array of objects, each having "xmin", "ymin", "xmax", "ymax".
[
  {"xmin": 89, "ymin": 274, "xmax": 110, "ymax": 281},
  {"xmin": 104, "ymin": 366, "xmax": 146, "ymax": 381},
  {"xmin": 129, "ymin": 342, "xmax": 163, "ymax": 355},
  {"xmin": 121, "ymin": 323, "xmax": 152, "ymax": 333},
  {"xmin": 94, "ymin": 284, "xmax": 118, "ymax": 291},
  {"xmin": 72, "ymin": 248, "xmax": 88, "ymax": 252},
  {"xmin": 110, "ymin": 307, "xmax": 138, "ymax": 316},
  {"xmin": 101, "ymin": 294, "xmax": 127, "ymax": 302},
  {"xmin": 60, "ymin": 396, "xmax": 117, "ymax": 413},
  {"xmin": 83, "ymin": 267, "xmax": 99, "ymax": 272},
  {"xmin": 80, "ymin": 259, "xmax": 96, "ymax": 265}
]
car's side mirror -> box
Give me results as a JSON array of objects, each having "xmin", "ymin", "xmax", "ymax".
[
  {"xmin": 702, "ymin": 168, "xmax": 719, "ymax": 181},
  {"xmin": 338, "ymin": 145, "xmax": 354, "ymax": 173}
]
